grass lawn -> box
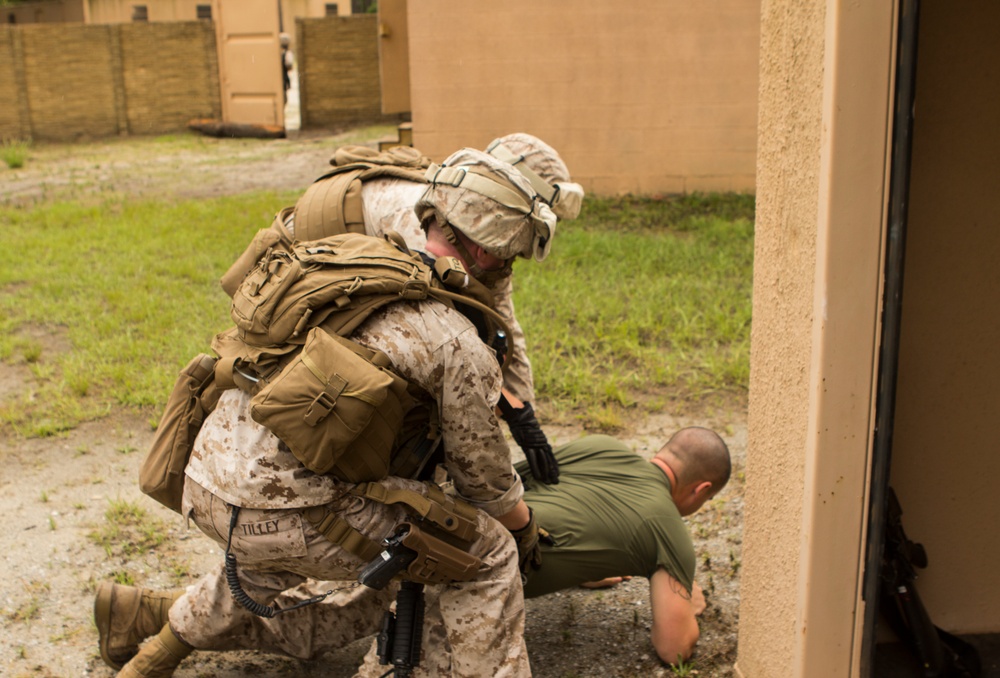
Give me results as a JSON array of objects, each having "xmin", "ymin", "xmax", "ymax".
[{"xmin": 0, "ymin": 190, "xmax": 753, "ymax": 436}]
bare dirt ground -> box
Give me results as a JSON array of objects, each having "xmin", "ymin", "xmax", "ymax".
[{"xmin": 0, "ymin": 130, "xmax": 746, "ymax": 678}]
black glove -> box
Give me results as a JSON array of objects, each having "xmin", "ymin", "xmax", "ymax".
[
  {"xmin": 498, "ymin": 399, "xmax": 559, "ymax": 484},
  {"xmin": 509, "ymin": 508, "xmax": 554, "ymax": 580}
]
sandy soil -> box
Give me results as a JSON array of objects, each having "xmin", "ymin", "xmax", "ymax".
[{"xmin": 0, "ymin": 131, "xmax": 746, "ymax": 678}]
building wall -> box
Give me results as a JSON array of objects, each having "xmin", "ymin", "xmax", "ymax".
[
  {"xmin": 297, "ymin": 15, "xmax": 395, "ymax": 129},
  {"xmin": 889, "ymin": 1, "xmax": 1000, "ymax": 632},
  {"xmin": 0, "ymin": 21, "xmax": 219, "ymax": 141},
  {"xmin": 737, "ymin": 0, "xmax": 825, "ymax": 672},
  {"xmin": 405, "ymin": 0, "xmax": 759, "ymax": 195},
  {"xmin": 738, "ymin": 0, "xmax": 897, "ymax": 675},
  {"xmin": 86, "ymin": 0, "xmax": 211, "ymax": 23},
  {"xmin": 4, "ymin": 0, "xmax": 85, "ymax": 24}
]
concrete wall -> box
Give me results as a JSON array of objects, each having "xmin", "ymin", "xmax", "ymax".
[
  {"xmin": 297, "ymin": 15, "xmax": 397, "ymax": 129},
  {"xmin": 738, "ymin": 0, "xmax": 897, "ymax": 675},
  {"xmin": 0, "ymin": 21, "xmax": 220, "ymax": 141},
  {"xmin": 890, "ymin": 1, "xmax": 1000, "ymax": 633},
  {"xmin": 405, "ymin": 0, "xmax": 759, "ymax": 196},
  {"xmin": 738, "ymin": 0, "xmax": 824, "ymax": 672}
]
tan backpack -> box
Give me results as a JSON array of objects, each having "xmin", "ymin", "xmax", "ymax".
[
  {"xmin": 141, "ymin": 232, "xmax": 509, "ymax": 512},
  {"xmin": 292, "ymin": 144, "xmax": 431, "ymax": 242}
]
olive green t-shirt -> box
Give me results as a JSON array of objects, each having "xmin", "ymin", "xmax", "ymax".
[{"xmin": 515, "ymin": 435, "xmax": 695, "ymax": 598}]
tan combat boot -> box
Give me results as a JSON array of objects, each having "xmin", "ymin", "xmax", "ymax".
[
  {"xmin": 117, "ymin": 624, "xmax": 193, "ymax": 678},
  {"xmin": 94, "ymin": 582, "xmax": 184, "ymax": 670}
]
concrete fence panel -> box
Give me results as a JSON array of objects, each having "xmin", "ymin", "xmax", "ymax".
[
  {"xmin": 1, "ymin": 22, "xmax": 220, "ymax": 142},
  {"xmin": 119, "ymin": 21, "xmax": 221, "ymax": 136},
  {"xmin": 297, "ymin": 15, "xmax": 396, "ymax": 129},
  {"xmin": 19, "ymin": 24, "xmax": 120, "ymax": 141}
]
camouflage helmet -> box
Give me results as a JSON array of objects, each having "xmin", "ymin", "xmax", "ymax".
[
  {"xmin": 415, "ymin": 148, "xmax": 557, "ymax": 262},
  {"xmin": 485, "ymin": 133, "xmax": 585, "ymax": 221}
]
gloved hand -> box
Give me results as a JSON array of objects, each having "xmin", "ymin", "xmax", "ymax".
[
  {"xmin": 508, "ymin": 508, "xmax": 554, "ymax": 580},
  {"xmin": 498, "ymin": 399, "xmax": 559, "ymax": 484}
]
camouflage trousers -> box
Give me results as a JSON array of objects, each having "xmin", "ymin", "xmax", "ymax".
[{"xmin": 170, "ymin": 478, "xmax": 530, "ymax": 677}]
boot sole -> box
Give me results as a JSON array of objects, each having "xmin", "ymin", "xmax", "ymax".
[{"xmin": 94, "ymin": 581, "xmax": 132, "ymax": 670}]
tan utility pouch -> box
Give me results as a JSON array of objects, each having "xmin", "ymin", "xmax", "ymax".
[
  {"xmin": 250, "ymin": 327, "xmax": 408, "ymax": 480},
  {"xmin": 139, "ymin": 354, "xmax": 221, "ymax": 513},
  {"xmin": 219, "ymin": 208, "xmax": 294, "ymax": 299},
  {"xmin": 398, "ymin": 522, "xmax": 481, "ymax": 585}
]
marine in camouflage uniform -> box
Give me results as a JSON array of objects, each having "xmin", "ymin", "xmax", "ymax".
[
  {"xmin": 99, "ymin": 149, "xmax": 560, "ymax": 678},
  {"xmin": 292, "ymin": 134, "xmax": 584, "ymax": 483}
]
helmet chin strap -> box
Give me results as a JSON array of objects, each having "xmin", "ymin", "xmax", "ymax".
[{"xmin": 438, "ymin": 221, "xmax": 512, "ymax": 286}]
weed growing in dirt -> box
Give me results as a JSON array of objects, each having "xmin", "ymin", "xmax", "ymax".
[
  {"xmin": 89, "ymin": 498, "xmax": 169, "ymax": 558},
  {"xmin": 670, "ymin": 656, "xmax": 698, "ymax": 676},
  {"xmin": 112, "ymin": 570, "xmax": 136, "ymax": 585},
  {"xmin": 1, "ymin": 138, "xmax": 30, "ymax": 169}
]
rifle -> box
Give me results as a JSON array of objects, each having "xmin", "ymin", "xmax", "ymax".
[
  {"xmin": 359, "ymin": 530, "xmax": 425, "ymax": 677},
  {"xmin": 879, "ymin": 487, "xmax": 980, "ymax": 677}
]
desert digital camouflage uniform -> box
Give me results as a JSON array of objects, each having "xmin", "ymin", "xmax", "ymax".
[{"xmin": 172, "ymin": 298, "xmax": 531, "ymax": 677}]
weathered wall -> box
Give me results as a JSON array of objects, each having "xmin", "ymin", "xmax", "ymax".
[
  {"xmin": 890, "ymin": 1, "xmax": 1000, "ymax": 633},
  {"xmin": 404, "ymin": 0, "xmax": 759, "ymax": 196},
  {"xmin": 297, "ymin": 15, "xmax": 396, "ymax": 129},
  {"xmin": 736, "ymin": 0, "xmax": 825, "ymax": 673},
  {"xmin": 0, "ymin": 21, "xmax": 219, "ymax": 141}
]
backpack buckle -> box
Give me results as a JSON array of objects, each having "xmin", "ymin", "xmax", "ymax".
[{"xmin": 399, "ymin": 279, "xmax": 429, "ymax": 299}]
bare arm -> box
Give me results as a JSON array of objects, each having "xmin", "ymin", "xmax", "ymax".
[{"xmin": 649, "ymin": 569, "xmax": 702, "ymax": 664}]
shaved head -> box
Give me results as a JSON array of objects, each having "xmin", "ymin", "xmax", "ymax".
[{"xmin": 658, "ymin": 427, "xmax": 731, "ymax": 491}]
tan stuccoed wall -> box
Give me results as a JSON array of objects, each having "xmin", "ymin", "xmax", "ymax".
[
  {"xmin": 737, "ymin": 0, "xmax": 824, "ymax": 673},
  {"xmin": 738, "ymin": 0, "xmax": 900, "ymax": 674},
  {"xmin": 405, "ymin": 0, "xmax": 760, "ymax": 195},
  {"xmin": 890, "ymin": 1, "xmax": 1000, "ymax": 632}
]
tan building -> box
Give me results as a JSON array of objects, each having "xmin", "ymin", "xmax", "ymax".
[
  {"xmin": 391, "ymin": 0, "xmax": 760, "ymax": 195},
  {"xmin": 5, "ymin": 0, "xmax": 371, "ymax": 27},
  {"xmin": 739, "ymin": 0, "xmax": 1000, "ymax": 676}
]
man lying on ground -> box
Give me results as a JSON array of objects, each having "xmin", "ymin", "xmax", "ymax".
[{"xmin": 96, "ymin": 427, "xmax": 730, "ymax": 672}]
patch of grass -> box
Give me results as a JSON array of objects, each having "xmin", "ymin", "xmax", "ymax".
[
  {"xmin": 0, "ymin": 187, "xmax": 753, "ymax": 436},
  {"xmin": 1, "ymin": 138, "xmax": 30, "ymax": 169},
  {"xmin": 517, "ymin": 193, "xmax": 754, "ymax": 425},
  {"xmin": 8, "ymin": 597, "xmax": 41, "ymax": 622},
  {"xmin": 670, "ymin": 656, "xmax": 698, "ymax": 677},
  {"xmin": 112, "ymin": 570, "xmax": 136, "ymax": 586},
  {"xmin": 0, "ymin": 191, "xmax": 297, "ymax": 434},
  {"xmin": 88, "ymin": 498, "xmax": 169, "ymax": 558}
]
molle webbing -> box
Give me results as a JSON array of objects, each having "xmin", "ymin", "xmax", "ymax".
[
  {"xmin": 294, "ymin": 159, "xmax": 429, "ymax": 244},
  {"xmin": 302, "ymin": 505, "xmax": 384, "ymax": 562}
]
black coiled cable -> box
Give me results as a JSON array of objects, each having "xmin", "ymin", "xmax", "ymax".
[{"xmin": 224, "ymin": 505, "xmax": 332, "ymax": 618}]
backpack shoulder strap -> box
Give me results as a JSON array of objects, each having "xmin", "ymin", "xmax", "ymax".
[{"xmin": 294, "ymin": 147, "xmax": 431, "ymax": 243}]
